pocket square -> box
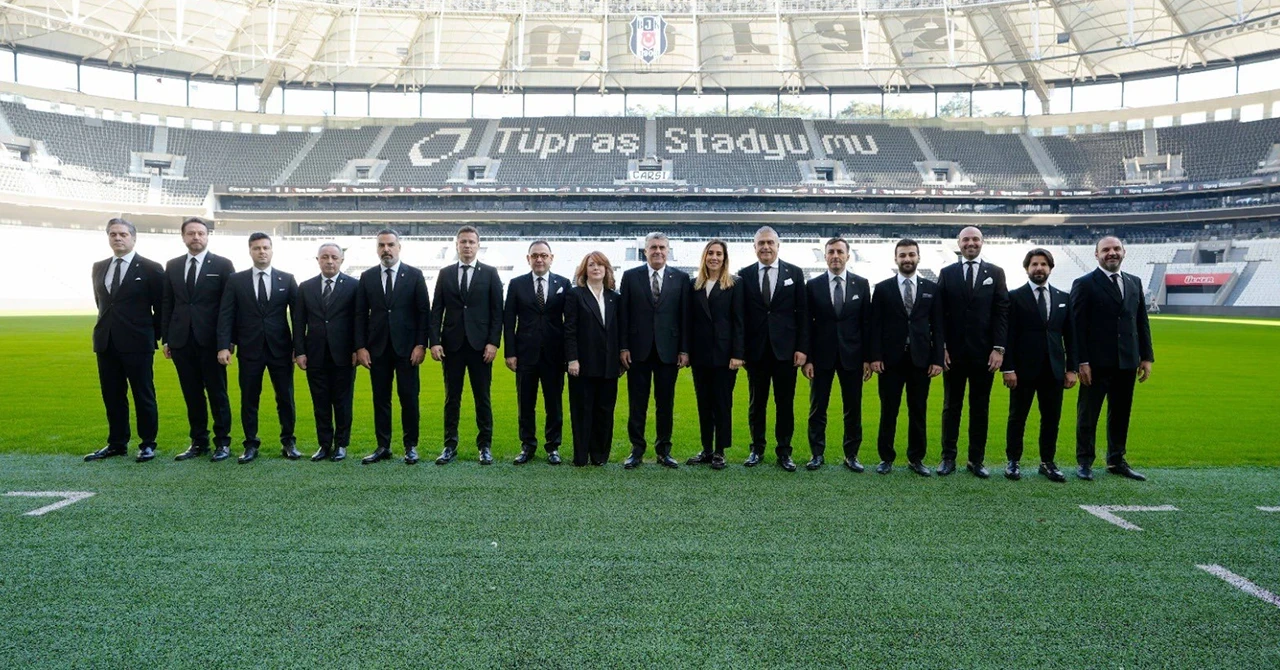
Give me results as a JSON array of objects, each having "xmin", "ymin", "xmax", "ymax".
[
  {"xmin": 851, "ymin": 295, "xmax": 861, "ymax": 301},
  {"xmin": 1058, "ymin": 303, "xmax": 1066, "ymax": 307},
  {"xmin": 982, "ymin": 277, "xmax": 994, "ymax": 286},
  {"xmin": 207, "ymin": 274, "xmax": 220, "ymax": 277},
  {"xmin": 134, "ymin": 277, "xmax": 143, "ymax": 281},
  {"xmin": 277, "ymin": 288, "xmax": 285, "ymax": 291},
  {"xmin": 556, "ymin": 286, "xmax": 563, "ymax": 294},
  {"xmin": 783, "ymin": 278, "xmax": 794, "ymax": 287},
  {"xmin": 921, "ymin": 293, "xmax": 933, "ymax": 298}
]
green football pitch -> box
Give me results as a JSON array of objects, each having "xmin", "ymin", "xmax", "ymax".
[{"xmin": 1, "ymin": 315, "xmax": 1277, "ymax": 667}]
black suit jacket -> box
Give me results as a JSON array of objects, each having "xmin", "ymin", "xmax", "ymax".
[
  {"xmin": 92, "ymin": 254, "xmax": 165, "ymax": 354},
  {"xmin": 738, "ymin": 261, "xmax": 809, "ymax": 362},
  {"xmin": 870, "ymin": 275, "xmax": 945, "ymax": 369},
  {"xmin": 294, "ymin": 273, "xmax": 358, "ymax": 366},
  {"xmin": 1001, "ymin": 283, "xmax": 1075, "ymax": 381},
  {"xmin": 430, "ymin": 262, "xmax": 503, "ymax": 353},
  {"xmin": 563, "ymin": 286, "xmax": 621, "ymax": 379},
  {"xmin": 354, "ymin": 263, "xmax": 430, "ymax": 358},
  {"xmin": 503, "ymin": 272, "xmax": 569, "ymax": 369},
  {"xmin": 806, "ymin": 271, "xmax": 871, "ymax": 371},
  {"xmin": 618, "ymin": 264, "xmax": 690, "ymax": 364},
  {"xmin": 162, "ymin": 252, "xmax": 236, "ymax": 349},
  {"xmin": 217, "ymin": 268, "xmax": 299, "ymax": 362},
  {"xmin": 1071, "ymin": 269, "xmax": 1155, "ymax": 370},
  {"xmin": 937, "ymin": 260, "xmax": 1010, "ymax": 365},
  {"xmin": 686, "ymin": 280, "xmax": 745, "ymax": 368}
]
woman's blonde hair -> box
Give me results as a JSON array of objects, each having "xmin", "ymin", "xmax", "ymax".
[{"xmin": 694, "ymin": 239, "xmax": 735, "ymax": 291}]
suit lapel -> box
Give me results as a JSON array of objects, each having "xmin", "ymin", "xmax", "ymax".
[
  {"xmin": 697, "ymin": 283, "xmax": 714, "ymax": 320},
  {"xmin": 1094, "ymin": 268, "xmax": 1123, "ymax": 304},
  {"xmin": 587, "ymin": 289, "xmax": 607, "ymax": 330}
]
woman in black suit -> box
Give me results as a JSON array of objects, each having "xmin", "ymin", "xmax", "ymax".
[
  {"xmin": 564, "ymin": 251, "xmax": 622, "ymax": 466},
  {"xmin": 685, "ymin": 239, "xmax": 745, "ymax": 470}
]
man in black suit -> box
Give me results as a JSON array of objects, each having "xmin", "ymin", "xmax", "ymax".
[
  {"xmin": 870, "ymin": 239, "xmax": 944, "ymax": 476},
  {"xmin": 163, "ymin": 217, "xmax": 237, "ymax": 462},
  {"xmin": 355, "ymin": 229, "xmax": 431, "ymax": 465},
  {"xmin": 216, "ymin": 233, "xmax": 300, "ymax": 464},
  {"xmin": 1072, "ymin": 236, "xmax": 1155, "ymax": 481},
  {"xmin": 85, "ymin": 218, "xmax": 165, "ymax": 463},
  {"xmin": 1001, "ymin": 248, "xmax": 1076, "ymax": 483},
  {"xmin": 619, "ymin": 232, "xmax": 690, "ymax": 469},
  {"xmin": 936, "ymin": 226, "xmax": 1010, "ymax": 478},
  {"xmin": 738, "ymin": 226, "xmax": 809, "ymax": 472},
  {"xmin": 430, "ymin": 225, "xmax": 503, "ymax": 465},
  {"xmin": 803, "ymin": 237, "xmax": 872, "ymax": 472},
  {"xmin": 503, "ymin": 240, "xmax": 568, "ymax": 465},
  {"xmin": 295, "ymin": 243, "xmax": 358, "ymax": 462}
]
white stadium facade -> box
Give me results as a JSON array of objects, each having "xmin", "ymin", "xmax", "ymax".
[{"xmin": 0, "ymin": 0, "xmax": 1279, "ymax": 315}]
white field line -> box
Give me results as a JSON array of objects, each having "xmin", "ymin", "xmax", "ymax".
[
  {"xmin": 1197, "ymin": 565, "xmax": 1280, "ymax": 610},
  {"xmin": 5, "ymin": 491, "xmax": 96, "ymax": 516},
  {"xmin": 1079, "ymin": 504, "xmax": 1179, "ymax": 531},
  {"xmin": 1257, "ymin": 507, "xmax": 1280, "ymax": 512}
]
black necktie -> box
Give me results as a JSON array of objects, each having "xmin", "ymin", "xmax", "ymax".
[
  {"xmin": 384, "ymin": 268, "xmax": 393, "ymax": 299},
  {"xmin": 461, "ymin": 265, "xmax": 471, "ymax": 300},
  {"xmin": 186, "ymin": 257, "xmax": 197, "ymax": 296},
  {"xmin": 965, "ymin": 261, "xmax": 975, "ymax": 291},
  {"xmin": 110, "ymin": 258, "xmax": 123, "ymax": 295},
  {"xmin": 1110, "ymin": 273, "xmax": 1122, "ymax": 298},
  {"xmin": 323, "ymin": 278, "xmax": 334, "ymax": 305},
  {"xmin": 903, "ymin": 278, "xmax": 914, "ymax": 313},
  {"xmin": 536, "ymin": 276, "xmax": 545, "ymax": 309},
  {"xmin": 833, "ymin": 275, "xmax": 844, "ymax": 317},
  {"xmin": 1037, "ymin": 286, "xmax": 1048, "ymax": 323},
  {"xmin": 257, "ymin": 271, "xmax": 268, "ymax": 309},
  {"xmin": 651, "ymin": 270, "xmax": 661, "ymax": 300},
  {"xmin": 761, "ymin": 266, "xmax": 772, "ymax": 307}
]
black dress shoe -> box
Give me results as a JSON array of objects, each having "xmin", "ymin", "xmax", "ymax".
[
  {"xmin": 656, "ymin": 455, "xmax": 679, "ymax": 468},
  {"xmin": 875, "ymin": 461, "xmax": 893, "ymax": 475},
  {"xmin": 547, "ymin": 451, "xmax": 562, "ymax": 465},
  {"xmin": 1106, "ymin": 461, "xmax": 1147, "ymax": 481},
  {"xmin": 311, "ymin": 447, "xmax": 331, "ymax": 462},
  {"xmin": 435, "ymin": 448, "xmax": 456, "ymax": 465},
  {"xmin": 779, "ymin": 457, "xmax": 797, "ymax": 472},
  {"xmin": 1076, "ymin": 465, "xmax": 1094, "ymax": 481},
  {"xmin": 174, "ymin": 445, "xmax": 209, "ymax": 461},
  {"xmin": 1039, "ymin": 462, "xmax": 1066, "ymax": 483},
  {"xmin": 936, "ymin": 459, "xmax": 956, "ymax": 476},
  {"xmin": 805, "ymin": 456, "xmax": 824, "ymax": 471},
  {"xmin": 1004, "ymin": 460, "xmax": 1021, "ymax": 480},
  {"xmin": 237, "ymin": 446, "xmax": 259, "ymax": 464},
  {"xmin": 404, "ymin": 447, "xmax": 419, "ymax": 465},
  {"xmin": 479, "ymin": 448, "xmax": 494, "ymax": 465},
  {"xmin": 711, "ymin": 454, "xmax": 727, "ymax": 470},
  {"xmin": 623, "ymin": 454, "xmax": 642, "ymax": 469},
  {"xmin": 843, "ymin": 457, "xmax": 864, "ymax": 473},
  {"xmin": 907, "ymin": 461, "xmax": 932, "ymax": 477},
  {"xmin": 591, "ymin": 460, "xmax": 606, "ymax": 467},
  {"xmin": 211, "ymin": 446, "xmax": 232, "ymax": 462},
  {"xmin": 362, "ymin": 447, "xmax": 392, "ymax": 464},
  {"xmin": 282, "ymin": 444, "xmax": 302, "ymax": 460},
  {"xmin": 513, "ymin": 450, "xmax": 534, "ymax": 465},
  {"xmin": 331, "ymin": 447, "xmax": 347, "ymax": 462},
  {"xmin": 686, "ymin": 451, "xmax": 713, "ymax": 465},
  {"xmin": 967, "ymin": 461, "xmax": 991, "ymax": 479},
  {"xmin": 85, "ymin": 446, "xmax": 127, "ymax": 462},
  {"xmin": 135, "ymin": 446, "xmax": 156, "ymax": 463},
  {"xmin": 744, "ymin": 452, "xmax": 764, "ymax": 467}
]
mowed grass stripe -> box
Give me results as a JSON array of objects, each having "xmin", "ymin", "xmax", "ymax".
[{"xmin": 0, "ymin": 316, "xmax": 1276, "ymax": 466}]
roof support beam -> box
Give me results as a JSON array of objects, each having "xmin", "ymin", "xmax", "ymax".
[
  {"xmin": 1154, "ymin": 0, "xmax": 1208, "ymax": 66},
  {"xmin": 1049, "ymin": 0, "xmax": 1099, "ymax": 80},
  {"xmin": 988, "ymin": 6, "xmax": 1050, "ymax": 113}
]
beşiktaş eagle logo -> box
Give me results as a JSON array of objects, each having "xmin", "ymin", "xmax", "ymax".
[{"xmin": 629, "ymin": 15, "xmax": 668, "ymax": 65}]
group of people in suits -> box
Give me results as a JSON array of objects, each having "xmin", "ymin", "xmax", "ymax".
[{"xmin": 86, "ymin": 220, "xmax": 1155, "ymax": 482}]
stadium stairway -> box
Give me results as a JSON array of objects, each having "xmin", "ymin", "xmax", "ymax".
[
  {"xmin": 274, "ymin": 131, "xmax": 322, "ymax": 185},
  {"xmin": 1019, "ymin": 134, "xmax": 1064, "ymax": 188},
  {"xmin": 908, "ymin": 127, "xmax": 938, "ymax": 162},
  {"xmin": 365, "ymin": 126, "xmax": 395, "ymax": 159},
  {"xmin": 1225, "ymin": 261, "xmax": 1262, "ymax": 305}
]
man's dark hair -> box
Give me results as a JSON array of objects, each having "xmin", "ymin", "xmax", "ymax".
[
  {"xmin": 457, "ymin": 225, "xmax": 479, "ymax": 240},
  {"xmin": 376, "ymin": 229, "xmax": 400, "ymax": 241},
  {"xmin": 895, "ymin": 238, "xmax": 919, "ymax": 253},
  {"xmin": 825, "ymin": 237, "xmax": 850, "ymax": 253},
  {"xmin": 1023, "ymin": 248, "xmax": 1055, "ymax": 269},
  {"xmin": 181, "ymin": 216, "xmax": 212, "ymax": 234},
  {"xmin": 106, "ymin": 217, "xmax": 136, "ymax": 238},
  {"xmin": 527, "ymin": 239, "xmax": 552, "ymax": 254},
  {"xmin": 248, "ymin": 232, "xmax": 271, "ymax": 245}
]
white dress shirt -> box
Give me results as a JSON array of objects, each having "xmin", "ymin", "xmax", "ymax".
[
  {"xmin": 253, "ymin": 266, "xmax": 274, "ymax": 302},
  {"xmin": 458, "ymin": 261, "xmax": 476, "ymax": 289},
  {"xmin": 185, "ymin": 250, "xmax": 209, "ymax": 286},
  {"xmin": 647, "ymin": 264, "xmax": 666, "ymax": 295},
  {"xmin": 758, "ymin": 262, "xmax": 778, "ymax": 296},
  {"xmin": 1099, "ymin": 266, "xmax": 1124, "ymax": 298},
  {"xmin": 826, "ymin": 270, "xmax": 848, "ymax": 305},
  {"xmin": 589, "ymin": 284, "xmax": 607, "ymax": 325},
  {"xmin": 104, "ymin": 251, "xmax": 136, "ymax": 292},
  {"xmin": 1030, "ymin": 280, "xmax": 1053, "ymax": 320},
  {"xmin": 960, "ymin": 256, "xmax": 984, "ymax": 288},
  {"xmin": 381, "ymin": 261, "xmax": 401, "ymax": 291}
]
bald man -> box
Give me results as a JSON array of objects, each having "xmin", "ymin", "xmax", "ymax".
[
  {"xmin": 1070, "ymin": 236, "xmax": 1154, "ymax": 482},
  {"xmin": 935, "ymin": 226, "xmax": 1009, "ymax": 478}
]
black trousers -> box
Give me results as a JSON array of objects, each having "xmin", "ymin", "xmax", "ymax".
[
  {"xmin": 626, "ymin": 347, "xmax": 678, "ymax": 457},
  {"xmin": 691, "ymin": 365, "xmax": 737, "ymax": 454},
  {"xmin": 306, "ymin": 359, "xmax": 356, "ymax": 449},
  {"xmin": 1005, "ymin": 372, "xmax": 1064, "ymax": 464},
  {"xmin": 808, "ymin": 365, "xmax": 864, "ymax": 460},
  {"xmin": 517, "ymin": 357, "xmax": 564, "ymax": 454},
  {"xmin": 940, "ymin": 360, "xmax": 995, "ymax": 464},
  {"xmin": 171, "ymin": 343, "xmax": 232, "ymax": 448},
  {"xmin": 442, "ymin": 344, "xmax": 494, "ymax": 451},
  {"xmin": 877, "ymin": 361, "xmax": 931, "ymax": 464},
  {"xmin": 568, "ymin": 375, "xmax": 618, "ymax": 466},
  {"xmin": 370, "ymin": 348, "xmax": 419, "ymax": 450},
  {"xmin": 96, "ymin": 345, "xmax": 158, "ymax": 450},
  {"xmin": 237, "ymin": 356, "xmax": 296, "ymax": 449},
  {"xmin": 1076, "ymin": 367, "xmax": 1137, "ymax": 467},
  {"xmin": 746, "ymin": 356, "xmax": 797, "ymax": 458}
]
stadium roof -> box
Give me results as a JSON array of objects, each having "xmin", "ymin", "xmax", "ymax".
[{"xmin": 1, "ymin": 0, "xmax": 1277, "ymax": 108}]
